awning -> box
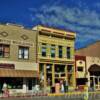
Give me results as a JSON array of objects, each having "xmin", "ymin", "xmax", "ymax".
[
  {"xmin": 0, "ymin": 69, "xmax": 38, "ymax": 78},
  {"xmin": 88, "ymin": 64, "xmax": 100, "ymax": 72}
]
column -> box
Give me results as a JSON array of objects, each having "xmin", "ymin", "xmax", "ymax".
[
  {"xmin": 93, "ymin": 76, "xmax": 95, "ymax": 90},
  {"xmin": 63, "ymin": 46, "xmax": 66, "ymax": 59},
  {"xmin": 55, "ymin": 45, "xmax": 58, "ymax": 58},
  {"xmin": 73, "ymin": 64, "xmax": 76, "ymax": 88},
  {"xmin": 38, "ymin": 43, "xmax": 41, "ymax": 57},
  {"xmin": 44, "ymin": 64, "xmax": 47, "ymax": 87},
  {"xmin": 71, "ymin": 47, "xmax": 74, "ymax": 59},
  {"xmin": 52, "ymin": 64, "xmax": 55, "ymax": 86},
  {"xmin": 47, "ymin": 44, "xmax": 50, "ymax": 58}
]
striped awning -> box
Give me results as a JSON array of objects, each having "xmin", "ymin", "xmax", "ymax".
[{"xmin": 0, "ymin": 69, "xmax": 38, "ymax": 77}]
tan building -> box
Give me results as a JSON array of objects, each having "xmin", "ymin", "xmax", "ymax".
[
  {"xmin": 75, "ymin": 41, "xmax": 100, "ymax": 90},
  {"xmin": 33, "ymin": 25, "xmax": 76, "ymax": 92},
  {"xmin": 0, "ymin": 23, "xmax": 38, "ymax": 94}
]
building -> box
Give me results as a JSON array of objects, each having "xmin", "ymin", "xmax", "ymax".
[
  {"xmin": 33, "ymin": 25, "xmax": 76, "ymax": 91},
  {"xmin": 0, "ymin": 23, "xmax": 38, "ymax": 94},
  {"xmin": 75, "ymin": 41, "xmax": 100, "ymax": 90},
  {"xmin": 75, "ymin": 55, "xmax": 87, "ymax": 88}
]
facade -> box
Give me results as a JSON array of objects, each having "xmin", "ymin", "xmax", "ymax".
[
  {"xmin": 86, "ymin": 56, "xmax": 100, "ymax": 90},
  {"xmin": 75, "ymin": 55, "xmax": 87, "ymax": 86},
  {"xmin": 33, "ymin": 25, "xmax": 76, "ymax": 91},
  {"xmin": 75, "ymin": 41, "xmax": 100, "ymax": 90},
  {"xmin": 0, "ymin": 23, "xmax": 38, "ymax": 94},
  {"xmin": 75, "ymin": 55, "xmax": 87, "ymax": 87}
]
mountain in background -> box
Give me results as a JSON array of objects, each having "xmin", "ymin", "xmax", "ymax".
[{"xmin": 75, "ymin": 41, "xmax": 100, "ymax": 57}]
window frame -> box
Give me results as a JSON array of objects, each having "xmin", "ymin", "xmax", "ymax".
[
  {"xmin": 67, "ymin": 47, "xmax": 71, "ymax": 59},
  {"xmin": 51, "ymin": 44, "xmax": 56, "ymax": 58},
  {"xmin": 58, "ymin": 46, "xmax": 63, "ymax": 58},
  {"xmin": 0, "ymin": 44, "xmax": 10, "ymax": 58},
  {"xmin": 41, "ymin": 43, "xmax": 47, "ymax": 57},
  {"xmin": 77, "ymin": 67, "xmax": 83, "ymax": 72},
  {"xmin": 18, "ymin": 46, "xmax": 29, "ymax": 60}
]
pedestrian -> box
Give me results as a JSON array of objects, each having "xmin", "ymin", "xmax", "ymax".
[
  {"xmin": 60, "ymin": 80, "xmax": 64, "ymax": 93},
  {"xmin": 2, "ymin": 82, "xmax": 9, "ymax": 97}
]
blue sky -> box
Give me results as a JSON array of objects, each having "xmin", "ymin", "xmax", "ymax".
[{"xmin": 0, "ymin": 0, "xmax": 100, "ymax": 49}]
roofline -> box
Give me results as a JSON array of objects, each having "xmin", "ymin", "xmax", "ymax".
[{"xmin": 33, "ymin": 25, "xmax": 76, "ymax": 33}]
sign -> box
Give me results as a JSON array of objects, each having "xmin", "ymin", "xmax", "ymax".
[
  {"xmin": 0, "ymin": 63, "xmax": 15, "ymax": 69},
  {"xmin": 0, "ymin": 38, "xmax": 34, "ymax": 47}
]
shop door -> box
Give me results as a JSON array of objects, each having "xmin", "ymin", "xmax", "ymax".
[{"xmin": 28, "ymin": 79, "xmax": 32, "ymax": 90}]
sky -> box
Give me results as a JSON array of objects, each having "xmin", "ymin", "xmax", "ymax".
[{"xmin": 0, "ymin": 0, "xmax": 100, "ymax": 49}]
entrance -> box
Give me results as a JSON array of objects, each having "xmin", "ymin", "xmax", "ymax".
[
  {"xmin": 55, "ymin": 64, "xmax": 66, "ymax": 83},
  {"xmin": 39, "ymin": 63, "xmax": 67, "ymax": 87},
  {"xmin": 88, "ymin": 64, "xmax": 100, "ymax": 90},
  {"xmin": 27, "ymin": 79, "xmax": 32, "ymax": 90}
]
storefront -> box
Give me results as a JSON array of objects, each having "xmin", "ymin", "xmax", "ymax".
[
  {"xmin": 88, "ymin": 64, "xmax": 100, "ymax": 90},
  {"xmin": 0, "ymin": 69, "xmax": 38, "ymax": 94},
  {"xmin": 39, "ymin": 62, "xmax": 75, "ymax": 93}
]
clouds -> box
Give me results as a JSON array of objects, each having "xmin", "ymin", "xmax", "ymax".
[{"xmin": 29, "ymin": 2, "xmax": 100, "ymax": 49}]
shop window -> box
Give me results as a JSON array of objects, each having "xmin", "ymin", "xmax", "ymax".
[
  {"xmin": 67, "ymin": 47, "xmax": 71, "ymax": 59},
  {"xmin": 67, "ymin": 65, "xmax": 73, "ymax": 73},
  {"xmin": 51, "ymin": 45, "xmax": 55, "ymax": 58},
  {"xmin": 41, "ymin": 43, "xmax": 47, "ymax": 57},
  {"xmin": 59, "ymin": 46, "xmax": 63, "ymax": 58},
  {"xmin": 0, "ymin": 44, "xmax": 10, "ymax": 58},
  {"xmin": 4, "ymin": 78, "xmax": 23, "ymax": 89},
  {"xmin": 77, "ymin": 67, "xmax": 83, "ymax": 72},
  {"xmin": 18, "ymin": 46, "xmax": 29, "ymax": 59}
]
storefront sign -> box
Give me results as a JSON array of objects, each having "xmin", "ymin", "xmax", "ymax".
[
  {"xmin": 0, "ymin": 38, "xmax": 34, "ymax": 47},
  {"xmin": 0, "ymin": 63, "xmax": 15, "ymax": 69}
]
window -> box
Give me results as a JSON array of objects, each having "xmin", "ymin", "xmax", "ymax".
[
  {"xmin": 59, "ymin": 46, "xmax": 63, "ymax": 58},
  {"xmin": 77, "ymin": 67, "xmax": 83, "ymax": 72},
  {"xmin": 7, "ymin": 78, "xmax": 23, "ymax": 89},
  {"xmin": 51, "ymin": 45, "xmax": 55, "ymax": 58},
  {"xmin": 67, "ymin": 47, "xmax": 71, "ymax": 59},
  {"xmin": 67, "ymin": 65, "xmax": 73, "ymax": 73},
  {"xmin": 0, "ymin": 44, "xmax": 10, "ymax": 58},
  {"xmin": 18, "ymin": 46, "xmax": 29, "ymax": 59},
  {"xmin": 41, "ymin": 43, "xmax": 46, "ymax": 57}
]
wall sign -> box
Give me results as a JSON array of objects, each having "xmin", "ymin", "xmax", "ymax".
[
  {"xmin": 0, "ymin": 63, "xmax": 15, "ymax": 69},
  {"xmin": 0, "ymin": 38, "xmax": 34, "ymax": 47}
]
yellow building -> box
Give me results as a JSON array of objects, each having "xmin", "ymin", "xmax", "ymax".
[
  {"xmin": 0, "ymin": 23, "xmax": 38, "ymax": 94},
  {"xmin": 33, "ymin": 25, "xmax": 76, "ymax": 91}
]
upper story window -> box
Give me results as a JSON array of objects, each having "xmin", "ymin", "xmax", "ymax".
[
  {"xmin": 77, "ymin": 67, "xmax": 83, "ymax": 72},
  {"xmin": 41, "ymin": 43, "xmax": 46, "ymax": 57},
  {"xmin": 18, "ymin": 46, "xmax": 29, "ymax": 59},
  {"xmin": 67, "ymin": 47, "xmax": 71, "ymax": 59},
  {"xmin": 51, "ymin": 45, "xmax": 55, "ymax": 58},
  {"xmin": 0, "ymin": 44, "xmax": 10, "ymax": 58},
  {"xmin": 58, "ymin": 46, "xmax": 63, "ymax": 58}
]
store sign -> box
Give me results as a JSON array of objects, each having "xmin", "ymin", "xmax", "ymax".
[
  {"xmin": 0, "ymin": 63, "xmax": 15, "ymax": 69},
  {"xmin": 0, "ymin": 38, "xmax": 34, "ymax": 47}
]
